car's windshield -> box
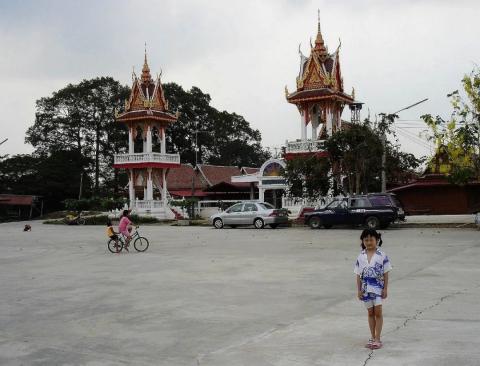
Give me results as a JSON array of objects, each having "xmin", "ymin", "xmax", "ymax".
[
  {"xmin": 326, "ymin": 200, "xmax": 346, "ymax": 209},
  {"xmin": 258, "ymin": 202, "xmax": 275, "ymax": 210}
]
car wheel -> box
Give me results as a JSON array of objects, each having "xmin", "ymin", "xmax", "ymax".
[
  {"xmin": 308, "ymin": 216, "xmax": 322, "ymax": 229},
  {"xmin": 254, "ymin": 218, "xmax": 264, "ymax": 229},
  {"xmin": 365, "ymin": 216, "xmax": 380, "ymax": 229},
  {"xmin": 213, "ymin": 218, "xmax": 224, "ymax": 229}
]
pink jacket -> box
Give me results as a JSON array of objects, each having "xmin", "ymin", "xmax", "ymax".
[{"xmin": 118, "ymin": 216, "xmax": 132, "ymax": 233}]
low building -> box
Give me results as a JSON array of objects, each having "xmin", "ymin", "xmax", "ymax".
[
  {"xmin": 388, "ymin": 174, "xmax": 480, "ymax": 215},
  {"xmin": 0, "ymin": 194, "xmax": 43, "ymax": 220}
]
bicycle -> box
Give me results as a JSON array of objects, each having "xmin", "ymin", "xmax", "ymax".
[
  {"xmin": 64, "ymin": 212, "xmax": 86, "ymax": 225},
  {"xmin": 107, "ymin": 226, "xmax": 149, "ymax": 253}
]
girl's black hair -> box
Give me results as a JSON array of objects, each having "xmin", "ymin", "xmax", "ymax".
[
  {"xmin": 122, "ymin": 209, "xmax": 129, "ymax": 217},
  {"xmin": 360, "ymin": 228, "xmax": 383, "ymax": 249}
]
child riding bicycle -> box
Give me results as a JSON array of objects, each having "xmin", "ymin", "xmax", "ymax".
[{"xmin": 118, "ymin": 209, "xmax": 135, "ymax": 251}]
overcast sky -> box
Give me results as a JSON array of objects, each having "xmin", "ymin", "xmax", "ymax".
[{"xmin": 1, "ymin": 0, "xmax": 479, "ymax": 159}]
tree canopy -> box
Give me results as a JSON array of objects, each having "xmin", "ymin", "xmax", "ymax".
[
  {"xmin": 421, "ymin": 67, "xmax": 480, "ymax": 184},
  {"xmin": 1, "ymin": 78, "xmax": 269, "ymax": 213},
  {"xmin": 163, "ymin": 83, "xmax": 270, "ymax": 167}
]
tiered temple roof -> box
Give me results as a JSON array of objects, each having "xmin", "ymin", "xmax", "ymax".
[
  {"xmin": 286, "ymin": 15, "xmax": 353, "ymax": 105},
  {"xmin": 116, "ymin": 51, "xmax": 178, "ymax": 123}
]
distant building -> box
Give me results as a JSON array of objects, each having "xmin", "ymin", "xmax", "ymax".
[
  {"xmin": 284, "ymin": 14, "xmax": 355, "ymax": 160},
  {"xmin": 388, "ymin": 147, "xmax": 480, "ymax": 214},
  {"xmin": 112, "ymin": 51, "xmax": 181, "ymax": 219},
  {"xmin": 0, "ymin": 194, "xmax": 43, "ymax": 220}
]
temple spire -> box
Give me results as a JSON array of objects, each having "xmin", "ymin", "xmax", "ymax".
[
  {"xmin": 318, "ymin": 9, "xmax": 321, "ymax": 34},
  {"xmin": 314, "ymin": 10, "xmax": 328, "ymax": 60},
  {"xmin": 141, "ymin": 42, "xmax": 152, "ymax": 83}
]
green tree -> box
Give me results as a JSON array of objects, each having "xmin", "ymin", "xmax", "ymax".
[
  {"xmin": 285, "ymin": 156, "xmax": 331, "ymax": 200},
  {"xmin": 325, "ymin": 122, "xmax": 383, "ymax": 195},
  {"xmin": 163, "ymin": 83, "xmax": 270, "ymax": 166},
  {"xmin": 421, "ymin": 68, "xmax": 480, "ymax": 184},
  {"xmin": 0, "ymin": 151, "xmax": 91, "ymax": 211},
  {"xmin": 25, "ymin": 77, "xmax": 130, "ymax": 194}
]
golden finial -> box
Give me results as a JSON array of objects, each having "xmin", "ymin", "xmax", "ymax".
[
  {"xmin": 141, "ymin": 42, "xmax": 152, "ymax": 83},
  {"xmin": 284, "ymin": 85, "xmax": 289, "ymax": 97},
  {"xmin": 318, "ymin": 9, "xmax": 321, "ymax": 34}
]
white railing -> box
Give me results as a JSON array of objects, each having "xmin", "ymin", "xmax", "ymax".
[
  {"xmin": 285, "ymin": 139, "xmax": 326, "ymax": 154},
  {"xmin": 134, "ymin": 200, "xmax": 165, "ymax": 210},
  {"xmin": 114, "ymin": 152, "xmax": 180, "ymax": 165}
]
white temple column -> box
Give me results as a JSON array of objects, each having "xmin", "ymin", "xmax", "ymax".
[
  {"xmin": 161, "ymin": 128, "xmax": 166, "ymax": 154},
  {"xmin": 162, "ymin": 169, "xmax": 167, "ymax": 207},
  {"xmin": 146, "ymin": 125, "xmax": 152, "ymax": 153},
  {"xmin": 301, "ymin": 111, "xmax": 307, "ymax": 141},
  {"xmin": 326, "ymin": 106, "xmax": 333, "ymax": 136},
  {"xmin": 128, "ymin": 126, "xmax": 134, "ymax": 154},
  {"xmin": 311, "ymin": 109, "xmax": 318, "ymax": 140},
  {"xmin": 258, "ymin": 186, "xmax": 265, "ymax": 202},
  {"xmin": 128, "ymin": 169, "xmax": 135, "ymax": 207},
  {"xmin": 146, "ymin": 168, "xmax": 153, "ymax": 200}
]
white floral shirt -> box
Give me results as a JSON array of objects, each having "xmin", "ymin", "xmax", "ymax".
[{"xmin": 354, "ymin": 249, "xmax": 392, "ymax": 297}]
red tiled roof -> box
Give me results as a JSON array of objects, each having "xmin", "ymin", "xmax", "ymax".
[
  {"xmin": 287, "ymin": 89, "xmax": 353, "ymax": 104},
  {"xmin": 388, "ymin": 174, "xmax": 480, "ymax": 192},
  {"xmin": 117, "ymin": 109, "xmax": 176, "ymax": 122},
  {"xmin": 169, "ymin": 190, "xmax": 208, "ymax": 197},
  {"xmin": 196, "ymin": 164, "xmax": 243, "ymax": 187},
  {"xmin": 0, "ymin": 194, "xmax": 35, "ymax": 206},
  {"xmin": 166, "ymin": 164, "xmax": 205, "ymax": 190},
  {"xmin": 242, "ymin": 167, "xmax": 260, "ymax": 174}
]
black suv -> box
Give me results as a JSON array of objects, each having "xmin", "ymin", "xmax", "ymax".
[{"xmin": 304, "ymin": 193, "xmax": 405, "ymax": 229}]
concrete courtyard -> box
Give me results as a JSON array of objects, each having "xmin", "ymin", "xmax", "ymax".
[{"xmin": 0, "ymin": 222, "xmax": 479, "ymax": 366}]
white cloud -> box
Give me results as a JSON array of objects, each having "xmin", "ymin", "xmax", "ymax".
[{"xmin": 1, "ymin": 0, "xmax": 479, "ymax": 159}]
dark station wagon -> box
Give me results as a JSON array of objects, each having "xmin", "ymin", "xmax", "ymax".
[{"xmin": 304, "ymin": 193, "xmax": 405, "ymax": 229}]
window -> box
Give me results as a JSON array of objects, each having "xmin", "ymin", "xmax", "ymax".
[
  {"xmin": 243, "ymin": 203, "xmax": 258, "ymax": 212},
  {"xmin": 369, "ymin": 196, "xmax": 392, "ymax": 206},
  {"xmin": 226, "ymin": 203, "xmax": 243, "ymax": 213},
  {"xmin": 350, "ymin": 198, "xmax": 372, "ymax": 208},
  {"xmin": 326, "ymin": 199, "xmax": 347, "ymax": 209},
  {"xmin": 259, "ymin": 202, "xmax": 275, "ymax": 210}
]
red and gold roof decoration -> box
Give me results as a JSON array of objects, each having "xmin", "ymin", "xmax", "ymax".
[
  {"xmin": 286, "ymin": 14, "xmax": 353, "ymax": 105},
  {"xmin": 116, "ymin": 50, "xmax": 177, "ymax": 123}
]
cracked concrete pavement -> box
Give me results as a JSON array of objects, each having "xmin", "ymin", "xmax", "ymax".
[{"xmin": 0, "ymin": 222, "xmax": 479, "ymax": 365}]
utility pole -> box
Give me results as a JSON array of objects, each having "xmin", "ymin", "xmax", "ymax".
[{"xmin": 380, "ymin": 98, "xmax": 429, "ymax": 192}]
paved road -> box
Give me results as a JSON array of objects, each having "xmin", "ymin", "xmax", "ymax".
[{"xmin": 1, "ymin": 222, "xmax": 479, "ymax": 365}]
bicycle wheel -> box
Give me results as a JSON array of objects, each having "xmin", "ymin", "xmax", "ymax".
[
  {"xmin": 134, "ymin": 236, "xmax": 149, "ymax": 252},
  {"xmin": 107, "ymin": 238, "xmax": 123, "ymax": 253}
]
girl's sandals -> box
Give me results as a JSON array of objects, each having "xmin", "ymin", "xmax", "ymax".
[
  {"xmin": 365, "ymin": 339, "xmax": 374, "ymax": 348},
  {"xmin": 370, "ymin": 340, "xmax": 383, "ymax": 349}
]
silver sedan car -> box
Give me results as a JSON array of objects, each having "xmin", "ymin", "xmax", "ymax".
[{"xmin": 210, "ymin": 202, "xmax": 289, "ymax": 229}]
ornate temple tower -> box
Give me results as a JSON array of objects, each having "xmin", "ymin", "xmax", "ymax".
[
  {"xmin": 284, "ymin": 14, "xmax": 354, "ymax": 159},
  {"xmin": 113, "ymin": 51, "xmax": 180, "ymax": 218}
]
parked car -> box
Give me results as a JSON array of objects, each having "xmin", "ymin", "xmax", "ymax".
[
  {"xmin": 304, "ymin": 193, "xmax": 405, "ymax": 229},
  {"xmin": 210, "ymin": 202, "xmax": 288, "ymax": 229}
]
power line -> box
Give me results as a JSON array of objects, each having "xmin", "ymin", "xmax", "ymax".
[{"xmin": 396, "ymin": 127, "xmax": 432, "ymax": 150}]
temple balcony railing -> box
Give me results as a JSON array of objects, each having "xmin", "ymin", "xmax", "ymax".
[
  {"xmin": 134, "ymin": 200, "xmax": 165, "ymax": 210},
  {"xmin": 114, "ymin": 152, "xmax": 180, "ymax": 165},
  {"xmin": 285, "ymin": 139, "xmax": 326, "ymax": 154}
]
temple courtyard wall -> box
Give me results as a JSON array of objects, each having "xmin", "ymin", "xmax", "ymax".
[{"xmin": 0, "ymin": 222, "xmax": 479, "ymax": 365}]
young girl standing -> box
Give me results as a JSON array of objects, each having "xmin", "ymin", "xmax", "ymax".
[{"xmin": 354, "ymin": 229, "xmax": 392, "ymax": 349}]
